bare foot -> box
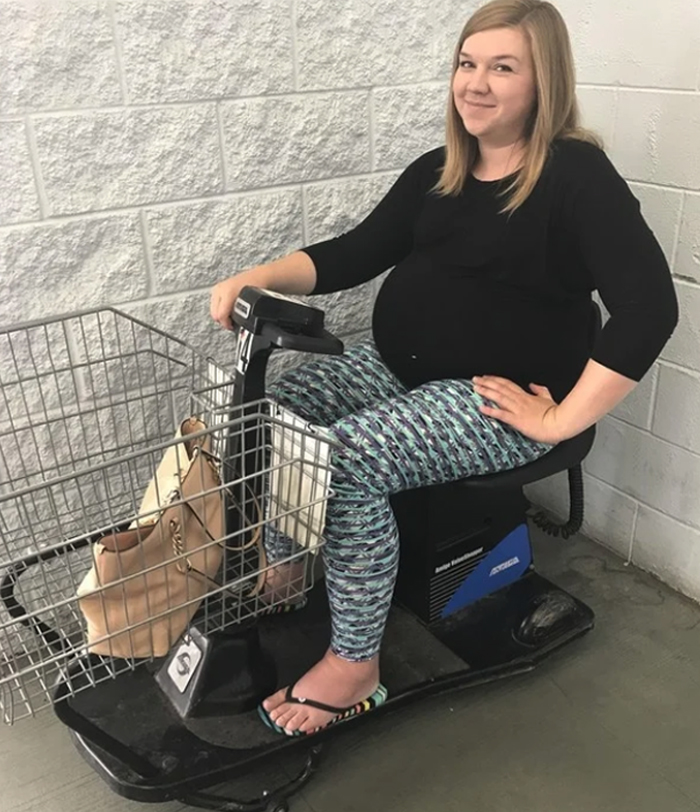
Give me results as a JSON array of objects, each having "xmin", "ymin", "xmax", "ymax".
[
  {"xmin": 262, "ymin": 649, "xmax": 380, "ymax": 734},
  {"xmin": 260, "ymin": 560, "xmax": 306, "ymax": 605}
]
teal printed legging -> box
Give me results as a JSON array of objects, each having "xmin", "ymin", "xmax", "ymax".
[{"xmin": 267, "ymin": 340, "xmax": 554, "ymax": 662}]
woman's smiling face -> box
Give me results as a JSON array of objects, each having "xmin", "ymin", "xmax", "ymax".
[{"xmin": 452, "ymin": 26, "xmax": 537, "ymax": 147}]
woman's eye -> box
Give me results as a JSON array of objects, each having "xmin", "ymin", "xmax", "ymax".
[{"xmin": 458, "ymin": 60, "xmax": 512, "ymax": 71}]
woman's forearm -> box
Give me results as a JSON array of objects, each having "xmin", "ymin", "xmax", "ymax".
[
  {"xmin": 211, "ymin": 251, "xmax": 318, "ymax": 330},
  {"xmin": 257, "ymin": 251, "xmax": 317, "ymax": 296},
  {"xmin": 554, "ymin": 358, "xmax": 638, "ymax": 441}
]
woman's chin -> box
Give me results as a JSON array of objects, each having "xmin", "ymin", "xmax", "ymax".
[{"xmin": 461, "ymin": 119, "xmax": 489, "ymax": 138}]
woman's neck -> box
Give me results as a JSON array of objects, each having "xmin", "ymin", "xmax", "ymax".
[{"xmin": 473, "ymin": 138, "xmax": 526, "ymax": 181}]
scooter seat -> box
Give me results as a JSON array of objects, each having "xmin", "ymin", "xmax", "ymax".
[{"xmin": 458, "ymin": 424, "xmax": 596, "ymax": 491}]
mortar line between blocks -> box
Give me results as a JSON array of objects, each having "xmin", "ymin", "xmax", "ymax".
[
  {"xmin": 4, "ymin": 82, "xmax": 697, "ymax": 123},
  {"xmin": 609, "ymin": 87, "xmax": 620, "ymax": 151},
  {"xmin": 657, "ymin": 358, "xmax": 700, "ymax": 379},
  {"xmin": 604, "ymin": 413, "xmax": 700, "ymax": 459},
  {"xmin": 626, "ymin": 503, "xmax": 639, "ymax": 565},
  {"xmin": 216, "ymin": 104, "xmax": 229, "ymax": 191},
  {"xmin": 582, "ymin": 468, "xmax": 700, "ymax": 536},
  {"xmin": 300, "ymin": 185, "xmax": 310, "ymax": 245},
  {"xmin": 139, "ymin": 210, "xmax": 156, "ymax": 297},
  {"xmin": 648, "ymin": 364, "xmax": 662, "ymax": 433},
  {"xmin": 368, "ymin": 91, "xmax": 376, "ymax": 171},
  {"xmin": 0, "ymin": 170, "xmax": 402, "ymax": 230},
  {"xmin": 580, "ymin": 83, "xmax": 700, "ymax": 96},
  {"xmin": 114, "ymin": 287, "xmax": 211, "ymax": 310},
  {"xmin": 290, "ymin": 0, "xmax": 300, "ymax": 92},
  {"xmin": 24, "ymin": 117, "xmax": 50, "ymax": 219},
  {"xmin": 627, "ymin": 179, "xmax": 696, "ymax": 193},
  {"xmin": 0, "ymin": 82, "xmax": 450, "ymax": 120},
  {"xmin": 670, "ymin": 192, "xmax": 686, "ymax": 272},
  {"xmin": 108, "ymin": 1, "xmax": 130, "ymax": 105},
  {"xmin": 672, "ymin": 273, "xmax": 699, "ymax": 285}
]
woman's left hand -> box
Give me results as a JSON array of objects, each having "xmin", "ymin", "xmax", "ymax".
[{"xmin": 472, "ymin": 375, "xmax": 565, "ymax": 445}]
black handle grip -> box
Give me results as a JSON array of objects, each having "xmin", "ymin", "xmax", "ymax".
[{"xmin": 261, "ymin": 323, "xmax": 344, "ymax": 355}]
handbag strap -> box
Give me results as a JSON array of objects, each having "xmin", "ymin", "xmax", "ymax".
[{"xmin": 174, "ymin": 480, "xmax": 265, "ymax": 597}]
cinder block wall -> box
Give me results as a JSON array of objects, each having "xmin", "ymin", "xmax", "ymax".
[
  {"xmin": 1, "ymin": 0, "xmax": 466, "ymax": 365},
  {"xmin": 1, "ymin": 1, "xmax": 699, "ymax": 599}
]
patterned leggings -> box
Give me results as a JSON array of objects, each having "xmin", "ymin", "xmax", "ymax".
[{"xmin": 267, "ymin": 340, "xmax": 554, "ymax": 662}]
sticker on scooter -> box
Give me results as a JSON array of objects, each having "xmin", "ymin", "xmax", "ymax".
[
  {"xmin": 489, "ymin": 556, "xmax": 521, "ymax": 577},
  {"xmin": 234, "ymin": 299, "xmax": 251, "ymax": 320},
  {"xmin": 167, "ymin": 635, "xmax": 203, "ymax": 693},
  {"xmin": 434, "ymin": 547, "xmax": 484, "ymax": 575},
  {"xmin": 235, "ymin": 328, "xmax": 253, "ymax": 376}
]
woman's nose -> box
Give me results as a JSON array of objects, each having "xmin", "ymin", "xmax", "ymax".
[{"xmin": 468, "ymin": 66, "xmax": 489, "ymax": 94}]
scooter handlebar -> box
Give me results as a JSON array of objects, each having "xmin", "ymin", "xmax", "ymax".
[{"xmin": 261, "ymin": 322, "xmax": 344, "ymax": 355}]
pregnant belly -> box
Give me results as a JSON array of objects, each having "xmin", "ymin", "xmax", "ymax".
[{"xmin": 372, "ymin": 256, "xmax": 575, "ymax": 391}]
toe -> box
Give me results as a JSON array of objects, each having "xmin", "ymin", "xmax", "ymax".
[
  {"xmin": 275, "ymin": 706, "xmax": 301, "ymax": 730},
  {"xmin": 298, "ymin": 716, "xmax": 322, "ymax": 734},
  {"xmin": 263, "ymin": 687, "xmax": 287, "ymax": 713},
  {"xmin": 284, "ymin": 709, "xmax": 309, "ymax": 733},
  {"xmin": 269, "ymin": 705, "xmax": 286, "ymax": 723}
]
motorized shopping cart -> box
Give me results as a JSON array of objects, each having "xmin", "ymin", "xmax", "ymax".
[{"xmin": 0, "ymin": 289, "xmax": 596, "ymax": 811}]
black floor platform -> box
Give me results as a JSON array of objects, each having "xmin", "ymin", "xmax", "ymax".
[{"xmin": 63, "ymin": 571, "xmax": 593, "ymax": 805}]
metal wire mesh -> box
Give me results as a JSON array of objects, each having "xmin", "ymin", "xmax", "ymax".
[{"xmin": 0, "ymin": 308, "xmax": 333, "ymax": 724}]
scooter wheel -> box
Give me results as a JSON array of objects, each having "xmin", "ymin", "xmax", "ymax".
[{"xmin": 265, "ymin": 802, "xmax": 289, "ymax": 812}]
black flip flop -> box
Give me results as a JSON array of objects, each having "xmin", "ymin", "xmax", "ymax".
[{"xmin": 258, "ymin": 682, "xmax": 388, "ymax": 737}]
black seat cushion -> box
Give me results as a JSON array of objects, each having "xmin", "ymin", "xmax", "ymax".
[{"xmin": 460, "ymin": 425, "xmax": 596, "ymax": 491}]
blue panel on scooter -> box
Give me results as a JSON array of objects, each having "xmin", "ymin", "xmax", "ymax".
[{"xmin": 441, "ymin": 523, "xmax": 532, "ymax": 618}]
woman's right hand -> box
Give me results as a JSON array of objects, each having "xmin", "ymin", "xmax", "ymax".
[
  {"xmin": 210, "ymin": 272, "xmax": 255, "ymax": 331},
  {"xmin": 210, "ymin": 253, "xmax": 317, "ymax": 331}
]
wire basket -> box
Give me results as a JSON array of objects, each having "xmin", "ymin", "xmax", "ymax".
[{"xmin": 0, "ymin": 308, "xmax": 333, "ymax": 724}]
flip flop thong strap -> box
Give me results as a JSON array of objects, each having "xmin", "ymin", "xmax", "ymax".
[{"xmin": 283, "ymin": 684, "xmax": 352, "ymax": 715}]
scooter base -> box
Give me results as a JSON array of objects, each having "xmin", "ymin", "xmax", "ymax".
[{"xmin": 65, "ymin": 570, "xmax": 594, "ymax": 808}]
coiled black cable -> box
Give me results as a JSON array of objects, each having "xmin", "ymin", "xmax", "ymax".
[{"xmin": 527, "ymin": 464, "xmax": 584, "ymax": 540}]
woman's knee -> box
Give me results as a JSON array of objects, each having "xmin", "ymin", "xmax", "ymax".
[
  {"xmin": 267, "ymin": 361, "xmax": 331, "ymax": 422},
  {"xmin": 329, "ymin": 414, "xmax": 396, "ymax": 497},
  {"xmin": 267, "ymin": 362, "xmax": 305, "ymax": 401}
]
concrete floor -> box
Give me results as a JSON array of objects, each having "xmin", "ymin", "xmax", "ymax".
[{"xmin": 3, "ymin": 526, "xmax": 700, "ymax": 812}]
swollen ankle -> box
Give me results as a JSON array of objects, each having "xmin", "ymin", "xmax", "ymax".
[{"xmin": 326, "ymin": 650, "xmax": 380, "ymax": 675}]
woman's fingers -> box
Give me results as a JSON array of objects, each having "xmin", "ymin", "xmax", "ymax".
[
  {"xmin": 474, "ymin": 375, "xmax": 544, "ymax": 412},
  {"xmin": 474, "ymin": 375, "xmax": 523, "ymax": 393},
  {"xmin": 210, "ymin": 279, "xmax": 238, "ymax": 330},
  {"xmin": 209, "ymin": 287, "xmax": 219, "ymax": 322},
  {"xmin": 473, "ymin": 376, "xmax": 516, "ymax": 397},
  {"xmin": 474, "ymin": 383, "xmax": 519, "ymax": 410}
]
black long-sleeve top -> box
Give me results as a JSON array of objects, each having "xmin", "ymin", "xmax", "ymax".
[{"xmin": 302, "ymin": 139, "xmax": 679, "ymax": 403}]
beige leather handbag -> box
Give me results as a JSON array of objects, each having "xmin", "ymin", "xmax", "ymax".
[{"xmin": 77, "ymin": 418, "xmax": 224, "ymax": 659}]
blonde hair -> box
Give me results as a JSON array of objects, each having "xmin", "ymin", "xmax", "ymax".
[{"xmin": 437, "ymin": 0, "xmax": 602, "ymax": 212}]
